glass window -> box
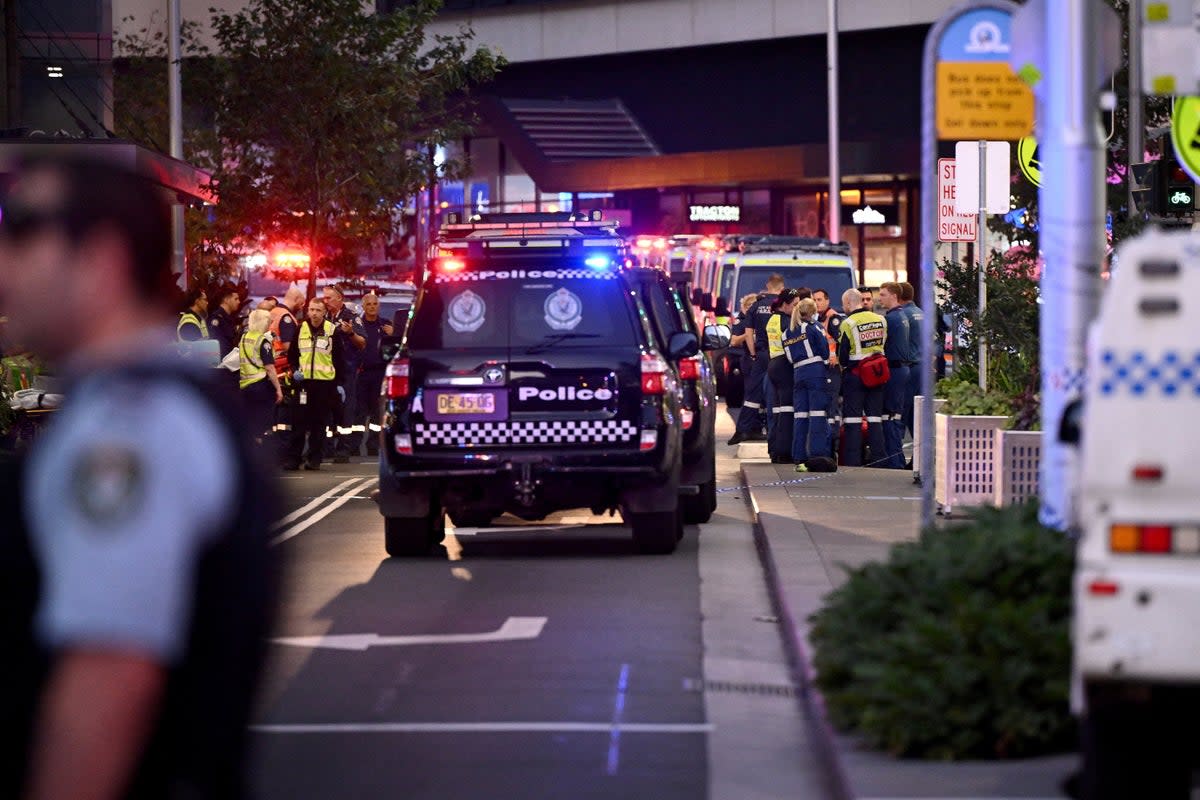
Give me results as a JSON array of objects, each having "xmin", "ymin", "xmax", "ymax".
[{"xmin": 734, "ymin": 267, "xmax": 855, "ymax": 309}]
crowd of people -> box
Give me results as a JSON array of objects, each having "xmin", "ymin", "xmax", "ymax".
[
  {"xmin": 726, "ymin": 274, "xmax": 932, "ymax": 472},
  {"xmin": 177, "ymin": 281, "xmax": 394, "ymax": 470}
]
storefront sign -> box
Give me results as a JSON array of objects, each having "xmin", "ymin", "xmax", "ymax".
[
  {"xmin": 688, "ymin": 204, "xmax": 741, "ymax": 223},
  {"xmin": 840, "ymin": 203, "xmax": 898, "ymax": 226}
]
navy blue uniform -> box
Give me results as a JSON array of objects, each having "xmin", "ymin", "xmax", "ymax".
[
  {"xmin": 328, "ymin": 304, "xmax": 366, "ymax": 458},
  {"xmin": 784, "ymin": 318, "xmax": 831, "ymax": 462},
  {"xmin": 735, "ymin": 293, "xmax": 776, "ymax": 437},
  {"xmin": 901, "ymin": 302, "xmax": 925, "ymax": 435},
  {"xmin": 356, "ymin": 315, "xmax": 392, "ymax": 456},
  {"xmin": 883, "ymin": 306, "xmax": 913, "ymax": 469}
]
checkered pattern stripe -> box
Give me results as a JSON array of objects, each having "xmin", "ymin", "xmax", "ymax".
[
  {"xmin": 1097, "ymin": 350, "xmax": 1200, "ymax": 397},
  {"xmin": 434, "ymin": 269, "xmax": 617, "ymax": 284},
  {"xmin": 415, "ymin": 419, "xmax": 638, "ymax": 446}
]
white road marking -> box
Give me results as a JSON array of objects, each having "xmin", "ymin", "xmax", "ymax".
[
  {"xmin": 271, "ymin": 616, "xmax": 548, "ymax": 650},
  {"xmin": 271, "ymin": 477, "xmax": 365, "ymax": 531},
  {"xmin": 447, "ymin": 524, "xmax": 589, "ymax": 537},
  {"xmin": 252, "ymin": 722, "xmax": 713, "ymax": 734},
  {"xmin": 270, "ymin": 476, "xmax": 377, "ymax": 547}
]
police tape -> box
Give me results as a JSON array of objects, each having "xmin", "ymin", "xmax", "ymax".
[{"xmin": 714, "ymin": 441, "xmax": 917, "ymax": 495}]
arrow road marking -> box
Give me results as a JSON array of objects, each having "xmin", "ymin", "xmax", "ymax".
[
  {"xmin": 271, "ymin": 616, "xmax": 548, "ymax": 651},
  {"xmin": 252, "ymin": 721, "xmax": 712, "ymax": 734}
]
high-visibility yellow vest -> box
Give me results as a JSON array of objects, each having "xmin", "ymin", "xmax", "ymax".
[
  {"xmin": 766, "ymin": 313, "xmax": 785, "ymax": 358},
  {"xmin": 298, "ymin": 320, "xmax": 336, "ymax": 381},
  {"xmin": 239, "ymin": 330, "xmax": 268, "ymax": 389},
  {"xmin": 840, "ymin": 311, "xmax": 887, "ymax": 362},
  {"xmin": 177, "ymin": 310, "xmax": 209, "ymax": 341}
]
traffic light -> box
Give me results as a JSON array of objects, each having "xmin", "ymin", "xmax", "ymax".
[{"xmin": 1155, "ymin": 135, "xmax": 1196, "ymax": 220}]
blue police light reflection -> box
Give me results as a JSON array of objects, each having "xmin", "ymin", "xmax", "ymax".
[{"xmin": 585, "ymin": 255, "xmax": 611, "ymax": 270}]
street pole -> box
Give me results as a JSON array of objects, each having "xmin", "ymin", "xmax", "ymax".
[
  {"xmin": 1037, "ymin": 0, "xmax": 1107, "ymax": 531},
  {"xmin": 827, "ymin": 0, "xmax": 840, "ymax": 243},
  {"xmin": 168, "ymin": 0, "xmax": 186, "ymax": 288},
  {"xmin": 1127, "ymin": 0, "xmax": 1144, "ymax": 213},
  {"xmin": 977, "ymin": 139, "xmax": 988, "ymax": 390}
]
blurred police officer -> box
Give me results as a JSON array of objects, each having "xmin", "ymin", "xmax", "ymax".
[
  {"xmin": 766, "ymin": 287, "xmax": 802, "ymax": 463},
  {"xmin": 286, "ymin": 297, "xmax": 343, "ymax": 470},
  {"xmin": 0, "ymin": 153, "xmax": 279, "ymax": 799},
  {"xmin": 725, "ymin": 293, "xmax": 757, "ymax": 443},
  {"xmin": 239, "ymin": 308, "xmax": 284, "ymax": 444},
  {"xmin": 207, "ymin": 284, "xmax": 241, "ymax": 359},
  {"xmin": 878, "ymin": 283, "xmax": 912, "ymax": 469},
  {"xmin": 838, "ymin": 287, "xmax": 887, "ymax": 467},
  {"xmin": 355, "ymin": 293, "xmax": 393, "ymax": 457},
  {"xmin": 268, "ymin": 286, "xmax": 304, "ymax": 454}
]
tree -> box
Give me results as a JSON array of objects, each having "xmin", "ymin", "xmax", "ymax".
[{"xmin": 203, "ymin": 0, "xmax": 503, "ymax": 295}]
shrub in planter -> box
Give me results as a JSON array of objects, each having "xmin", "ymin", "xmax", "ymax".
[{"xmin": 809, "ymin": 502, "xmax": 1075, "ymax": 759}]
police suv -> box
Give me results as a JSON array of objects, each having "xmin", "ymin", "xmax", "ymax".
[
  {"xmin": 695, "ymin": 236, "xmax": 856, "ymax": 403},
  {"xmin": 376, "ymin": 212, "xmax": 730, "ymax": 557},
  {"xmin": 1071, "ymin": 229, "xmax": 1200, "ymax": 794}
]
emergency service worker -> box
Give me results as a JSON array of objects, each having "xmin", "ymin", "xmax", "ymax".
[
  {"xmin": 268, "ymin": 286, "xmax": 304, "ymax": 448},
  {"xmin": 0, "ymin": 153, "xmax": 279, "ymax": 800},
  {"xmin": 785, "ymin": 296, "xmax": 830, "ymax": 466},
  {"xmin": 838, "ymin": 287, "xmax": 887, "ymax": 466},
  {"xmin": 239, "ymin": 308, "xmax": 284, "ymax": 443},
  {"xmin": 177, "ymin": 287, "xmax": 209, "ymax": 341},
  {"xmin": 766, "ymin": 288, "xmax": 802, "ymax": 463},
  {"xmin": 732, "ymin": 275, "xmax": 785, "ymax": 444},
  {"xmin": 286, "ymin": 297, "xmax": 344, "ymax": 470},
  {"xmin": 878, "ymin": 283, "xmax": 912, "ymax": 469},
  {"xmin": 899, "ymin": 281, "xmax": 924, "ymax": 436},
  {"xmin": 725, "ymin": 293, "xmax": 758, "ymax": 444},
  {"xmin": 813, "ymin": 288, "xmax": 843, "ymax": 457},
  {"xmin": 355, "ymin": 292, "xmax": 393, "ymax": 457},
  {"xmin": 322, "ymin": 285, "xmax": 365, "ymax": 462}
]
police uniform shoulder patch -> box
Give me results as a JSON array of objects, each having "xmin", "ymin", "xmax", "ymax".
[
  {"xmin": 70, "ymin": 445, "xmax": 144, "ymax": 525},
  {"xmin": 544, "ymin": 288, "xmax": 583, "ymax": 331},
  {"xmin": 448, "ymin": 290, "xmax": 486, "ymax": 333}
]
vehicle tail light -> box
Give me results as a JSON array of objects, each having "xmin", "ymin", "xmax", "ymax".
[
  {"xmin": 439, "ymin": 258, "xmax": 465, "ymax": 272},
  {"xmin": 678, "ymin": 354, "xmax": 701, "ymax": 381},
  {"xmin": 681, "ymin": 408, "xmax": 694, "ymax": 430},
  {"xmin": 394, "ymin": 433, "xmax": 413, "ymax": 455},
  {"xmin": 1088, "ymin": 580, "xmax": 1120, "ymax": 596},
  {"xmin": 641, "ymin": 353, "xmax": 669, "ymax": 395},
  {"xmin": 1132, "ymin": 464, "xmax": 1164, "ymax": 482},
  {"xmin": 385, "ymin": 359, "xmax": 410, "ymax": 398},
  {"xmin": 1108, "ymin": 524, "xmax": 1200, "ymax": 554},
  {"xmin": 639, "ymin": 430, "xmax": 658, "ymax": 451}
]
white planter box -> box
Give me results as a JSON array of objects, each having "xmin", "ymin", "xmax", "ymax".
[
  {"xmin": 912, "ymin": 395, "xmax": 946, "ymax": 479},
  {"xmin": 934, "ymin": 413, "xmax": 1009, "ymax": 515},
  {"xmin": 993, "ymin": 430, "xmax": 1041, "ymax": 507}
]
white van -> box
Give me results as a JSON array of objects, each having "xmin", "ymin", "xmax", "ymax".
[{"xmin": 1072, "ymin": 229, "xmax": 1200, "ymax": 795}]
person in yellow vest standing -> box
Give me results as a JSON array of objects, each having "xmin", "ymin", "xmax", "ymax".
[
  {"xmin": 837, "ymin": 287, "xmax": 888, "ymax": 467},
  {"xmin": 177, "ymin": 287, "xmax": 209, "ymax": 341},
  {"xmin": 285, "ymin": 298, "xmax": 343, "ymax": 470},
  {"xmin": 239, "ymin": 309, "xmax": 284, "ymax": 446},
  {"xmin": 267, "ymin": 286, "xmax": 305, "ymax": 451}
]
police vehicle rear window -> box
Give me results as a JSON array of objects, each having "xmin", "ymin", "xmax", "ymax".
[
  {"xmin": 734, "ymin": 266, "xmax": 854, "ymax": 306},
  {"xmin": 408, "ymin": 272, "xmax": 639, "ymax": 351}
]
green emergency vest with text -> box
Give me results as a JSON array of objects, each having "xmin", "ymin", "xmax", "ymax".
[
  {"xmin": 238, "ymin": 330, "xmax": 268, "ymax": 389},
  {"xmin": 177, "ymin": 311, "xmax": 209, "ymax": 341},
  {"xmin": 766, "ymin": 314, "xmax": 785, "ymax": 359},
  {"xmin": 298, "ymin": 320, "xmax": 336, "ymax": 381},
  {"xmin": 840, "ymin": 311, "xmax": 886, "ymax": 362}
]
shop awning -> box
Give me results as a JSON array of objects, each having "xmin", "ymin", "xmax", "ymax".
[{"xmin": 0, "ymin": 137, "xmax": 214, "ymax": 204}]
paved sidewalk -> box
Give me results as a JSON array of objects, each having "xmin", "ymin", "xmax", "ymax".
[{"xmin": 738, "ymin": 459, "xmax": 1077, "ymax": 800}]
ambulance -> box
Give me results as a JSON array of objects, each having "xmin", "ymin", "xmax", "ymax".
[{"xmin": 1071, "ymin": 229, "xmax": 1200, "ymax": 795}]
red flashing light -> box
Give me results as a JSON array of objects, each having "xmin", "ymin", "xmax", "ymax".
[
  {"xmin": 385, "ymin": 359, "xmax": 410, "ymax": 398},
  {"xmin": 440, "ymin": 258, "xmax": 466, "ymax": 272},
  {"xmin": 636, "ymin": 238, "xmax": 654, "ymax": 250},
  {"xmin": 273, "ymin": 250, "xmax": 311, "ymax": 269}
]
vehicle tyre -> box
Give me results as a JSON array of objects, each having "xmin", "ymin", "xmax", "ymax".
[
  {"xmin": 628, "ymin": 509, "xmax": 680, "ymax": 555},
  {"xmin": 449, "ymin": 509, "xmax": 496, "ymax": 529},
  {"xmin": 682, "ymin": 475, "xmax": 717, "ymax": 525},
  {"xmin": 1081, "ymin": 684, "xmax": 1191, "ymax": 800},
  {"xmin": 384, "ymin": 508, "xmax": 445, "ymax": 557}
]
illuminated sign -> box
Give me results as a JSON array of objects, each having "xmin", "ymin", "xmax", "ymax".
[
  {"xmin": 840, "ymin": 203, "xmax": 898, "ymax": 226},
  {"xmin": 688, "ymin": 204, "xmax": 741, "ymax": 223}
]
